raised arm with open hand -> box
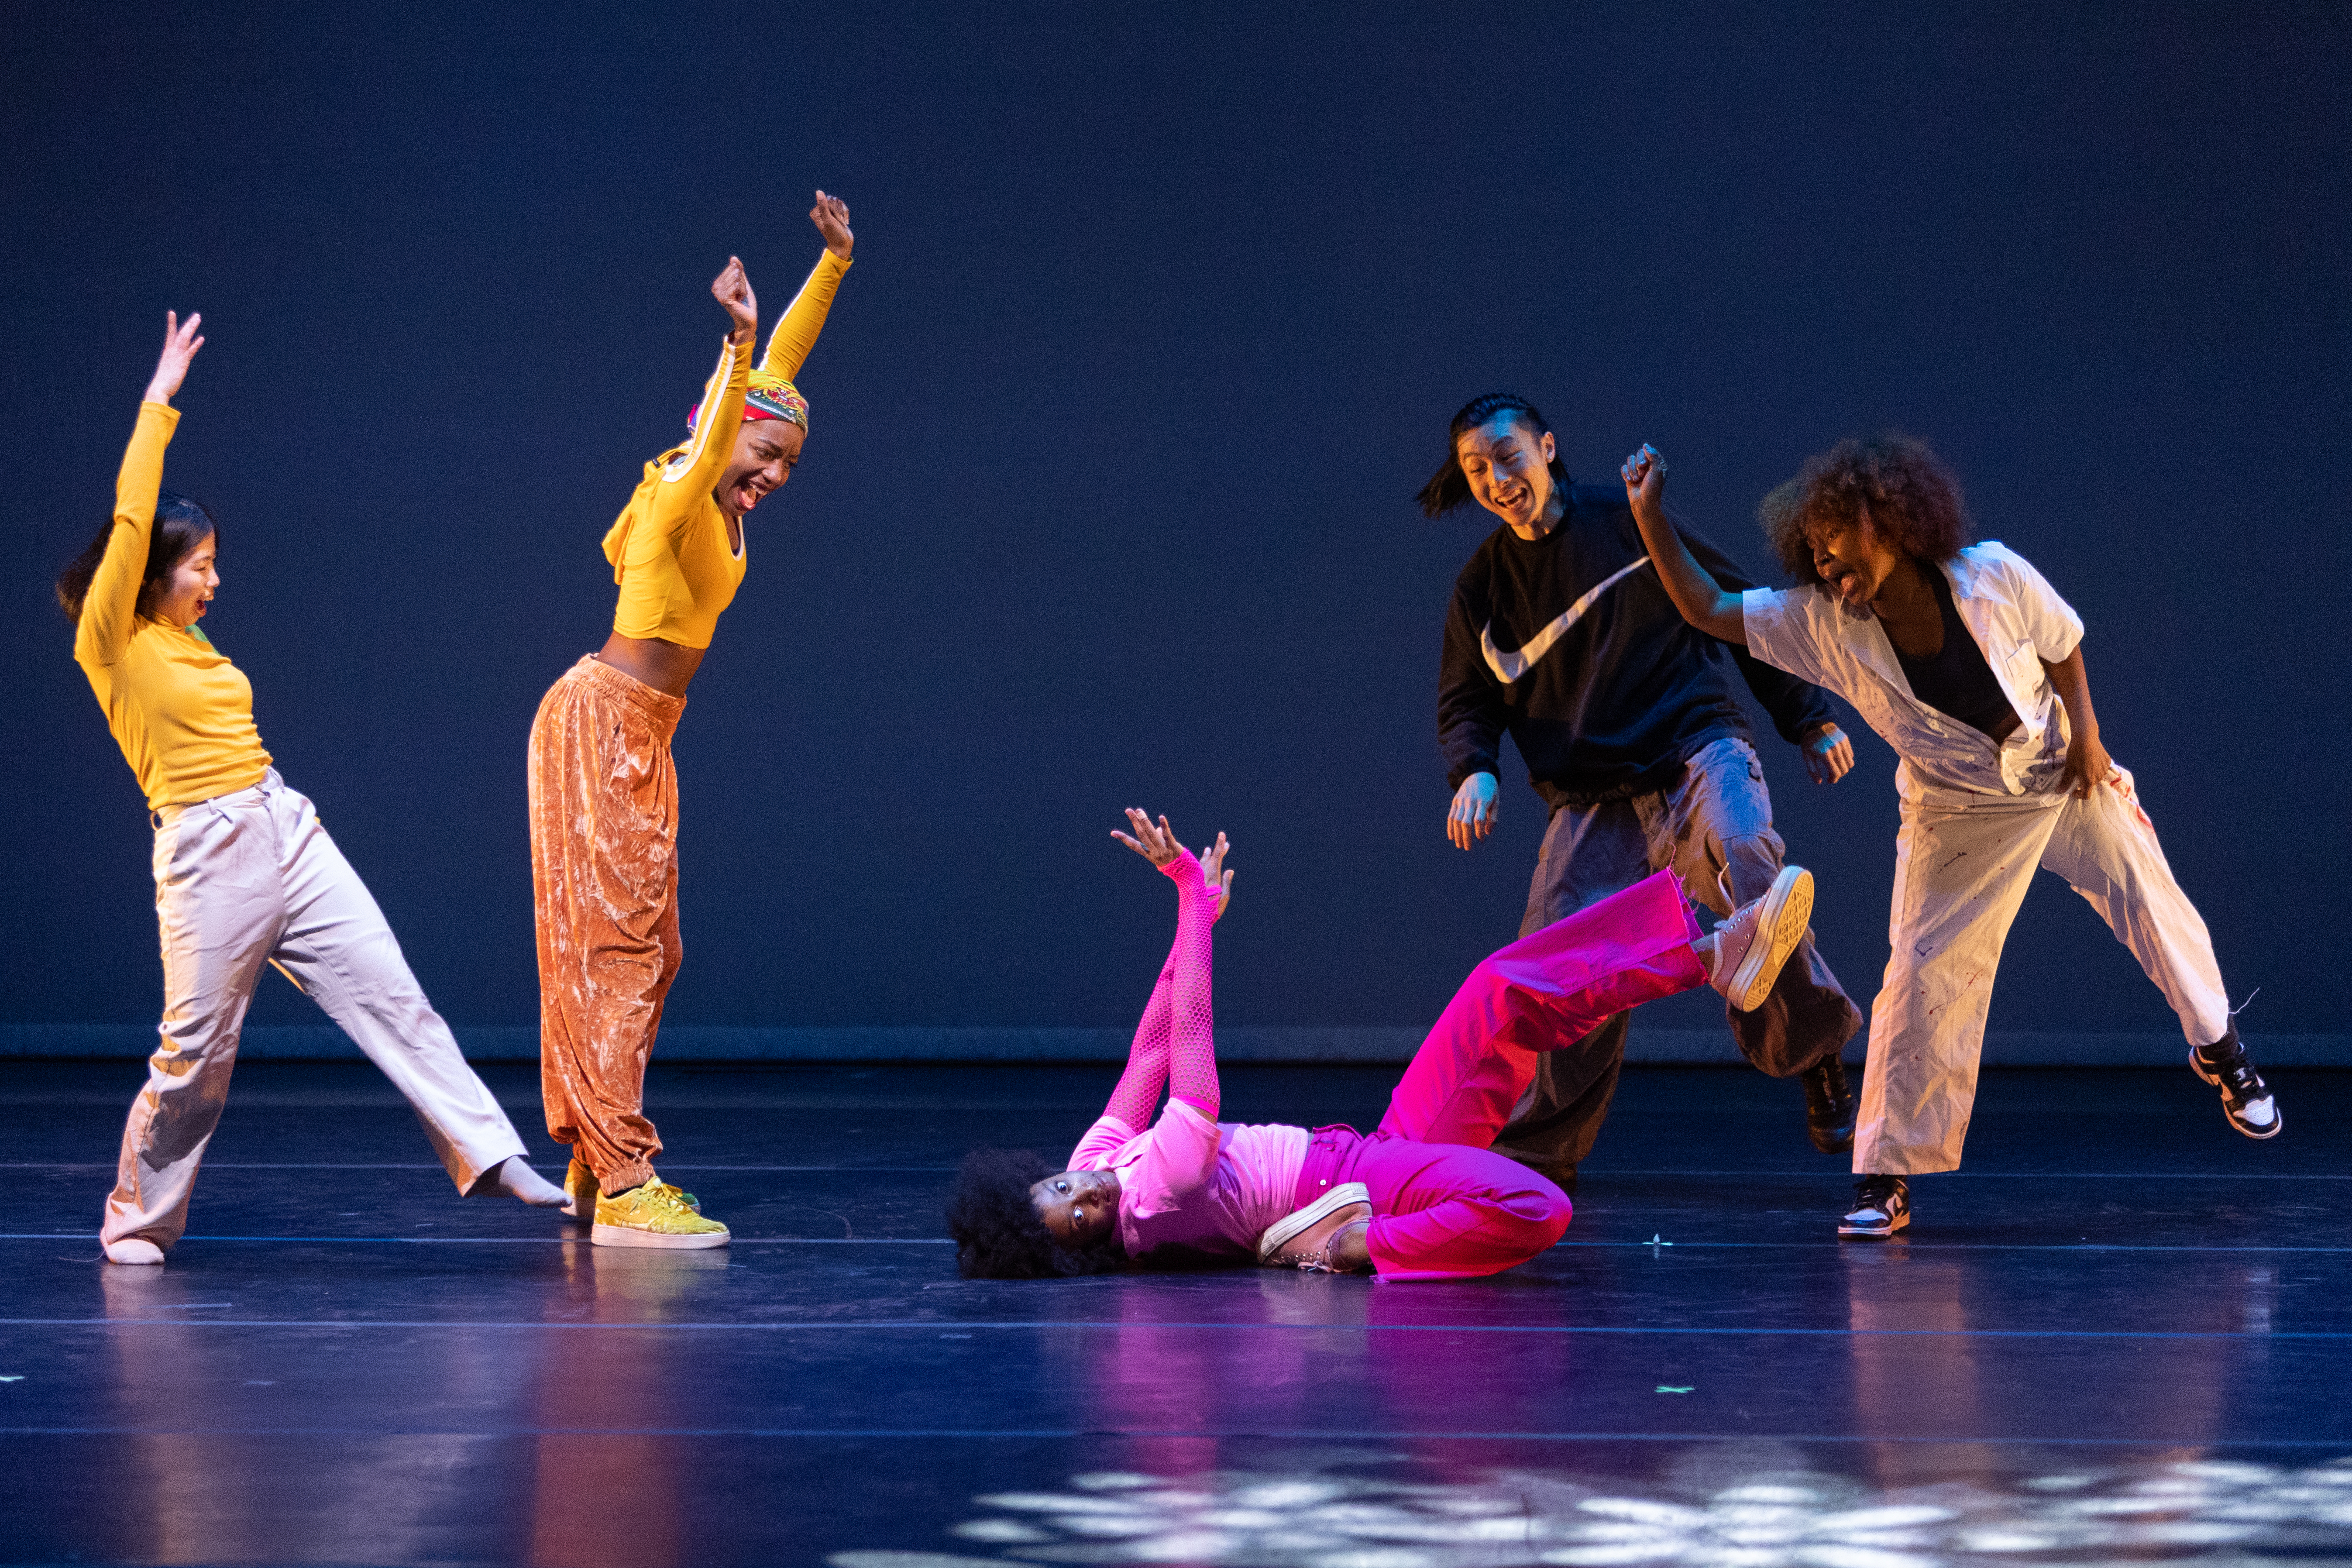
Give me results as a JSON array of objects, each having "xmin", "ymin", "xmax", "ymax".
[
  {"xmin": 1099, "ymin": 811, "xmax": 1232, "ymax": 1129},
  {"xmin": 143, "ymin": 312, "xmax": 205, "ymax": 407},
  {"xmin": 1620, "ymin": 444, "xmax": 1748, "ymax": 645},
  {"xmin": 1113, "ymin": 810, "xmax": 1233, "ymax": 918},
  {"xmin": 1111, "ymin": 809, "xmax": 1225, "ymax": 1118}
]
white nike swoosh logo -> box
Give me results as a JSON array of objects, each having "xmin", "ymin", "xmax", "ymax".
[{"xmin": 1480, "ymin": 556, "xmax": 1655, "ymax": 683}]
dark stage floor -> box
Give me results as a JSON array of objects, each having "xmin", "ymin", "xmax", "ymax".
[{"xmin": 2, "ymin": 1059, "xmax": 2347, "ymax": 1567}]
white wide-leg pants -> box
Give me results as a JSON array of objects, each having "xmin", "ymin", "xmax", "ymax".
[
  {"xmin": 1854, "ymin": 762, "xmax": 2232, "ymax": 1176},
  {"xmin": 102, "ymin": 770, "xmax": 529, "ymax": 1251}
]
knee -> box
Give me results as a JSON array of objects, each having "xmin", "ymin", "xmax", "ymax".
[
  {"xmin": 1499, "ymin": 1177, "xmax": 1573, "ymax": 1249},
  {"xmin": 1535, "ymin": 1184, "xmax": 1573, "ymax": 1244}
]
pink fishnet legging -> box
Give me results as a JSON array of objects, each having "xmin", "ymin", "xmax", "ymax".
[{"xmin": 1101, "ymin": 850, "xmax": 1221, "ymax": 1128}]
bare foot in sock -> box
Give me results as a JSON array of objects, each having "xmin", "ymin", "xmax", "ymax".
[
  {"xmin": 478, "ymin": 1157, "xmax": 569, "ymax": 1207},
  {"xmin": 104, "ymin": 1237, "xmax": 165, "ymax": 1265}
]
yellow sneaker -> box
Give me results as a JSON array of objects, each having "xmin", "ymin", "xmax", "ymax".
[
  {"xmin": 563, "ymin": 1157, "xmax": 598, "ymax": 1221},
  {"xmin": 591, "ymin": 1179, "xmax": 729, "ymax": 1249},
  {"xmin": 564, "ymin": 1158, "xmax": 698, "ymax": 1217}
]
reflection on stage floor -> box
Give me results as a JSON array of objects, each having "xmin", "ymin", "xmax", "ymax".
[{"xmin": 1, "ymin": 1060, "xmax": 2344, "ymax": 1566}]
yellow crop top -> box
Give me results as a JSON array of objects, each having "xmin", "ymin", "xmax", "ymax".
[
  {"xmin": 74, "ymin": 402, "xmax": 274, "ymax": 811},
  {"xmin": 602, "ymin": 249, "xmax": 851, "ymax": 649}
]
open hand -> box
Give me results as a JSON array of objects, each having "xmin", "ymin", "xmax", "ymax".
[
  {"xmin": 143, "ymin": 311, "xmax": 205, "ymax": 406},
  {"xmin": 1446, "ymin": 771, "xmax": 1499, "ymax": 850},
  {"xmin": 1802, "ymin": 723, "xmax": 1855, "ymax": 784},
  {"xmin": 1197, "ymin": 829, "xmax": 1235, "ymax": 916},
  {"xmin": 711, "ymin": 255, "xmax": 758, "ymax": 340},
  {"xmin": 1112, "ymin": 808, "xmax": 1234, "ymax": 913},
  {"xmin": 811, "ymin": 190, "xmax": 853, "ymax": 259},
  {"xmin": 1620, "ymin": 443, "xmax": 1667, "ymax": 520},
  {"xmin": 1112, "ymin": 808, "xmax": 1185, "ymax": 867}
]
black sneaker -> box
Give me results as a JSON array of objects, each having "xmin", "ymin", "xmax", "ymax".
[
  {"xmin": 2190, "ymin": 1029, "xmax": 2282, "ymax": 1140},
  {"xmin": 1802, "ymin": 1057, "xmax": 1856, "ymax": 1154},
  {"xmin": 1838, "ymin": 1174, "xmax": 1909, "ymax": 1238}
]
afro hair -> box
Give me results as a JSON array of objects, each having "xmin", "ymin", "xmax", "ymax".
[
  {"xmin": 946, "ymin": 1147, "xmax": 1128, "ymax": 1280},
  {"xmin": 1761, "ymin": 433, "xmax": 1972, "ymax": 584}
]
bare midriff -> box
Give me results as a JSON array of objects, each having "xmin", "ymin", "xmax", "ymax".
[{"xmin": 595, "ymin": 633, "xmax": 705, "ymax": 698}]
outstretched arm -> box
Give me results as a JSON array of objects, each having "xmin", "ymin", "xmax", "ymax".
[
  {"xmin": 1112, "ymin": 810, "xmax": 1231, "ymax": 1121},
  {"xmin": 1668, "ymin": 517, "xmax": 1852, "ymax": 783},
  {"xmin": 1620, "ymin": 444, "xmax": 1748, "ymax": 645},
  {"xmin": 78, "ymin": 313, "xmax": 203, "ymax": 669},
  {"xmin": 760, "ymin": 191, "xmax": 855, "ymax": 381}
]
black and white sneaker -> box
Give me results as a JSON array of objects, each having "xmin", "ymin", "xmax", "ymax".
[
  {"xmin": 1838, "ymin": 1174, "xmax": 1910, "ymax": 1238},
  {"xmin": 2190, "ymin": 1029, "xmax": 2282, "ymax": 1140},
  {"xmin": 1802, "ymin": 1057, "xmax": 1856, "ymax": 1154}
]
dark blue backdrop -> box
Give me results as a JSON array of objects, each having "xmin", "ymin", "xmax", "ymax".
[{"xmin": 7, "ymin": 5, "xmax": 2345, "ymax": 1042}]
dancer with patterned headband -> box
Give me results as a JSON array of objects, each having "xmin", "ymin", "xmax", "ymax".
[
  {"xmin": 529, "ymin": 192, "xmax": 855, "ymax": 1248},
  {"xmin": 65, "ymin": 313, "xmax": 567, "ymax": 1265},
  {"xmin": 946, "ymin": 809, "xmax": 1820, "ymax": 1281}
]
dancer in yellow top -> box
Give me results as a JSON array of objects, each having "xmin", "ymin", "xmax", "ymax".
[
  {"xmin": 528, "ymin": 192, "xmax": 856, "ymax": 1247},
  {"xmin": 63, "ymin": 313, "xmax": 568, "ymax": 1263}
]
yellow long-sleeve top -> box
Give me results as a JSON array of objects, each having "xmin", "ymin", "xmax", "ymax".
[
  {"xmin": 603, "ymin": 249, "xmax": 851, "ymax": 649},
  {"xmin": 74, "ymin": 402, "xmax": 273, "ymax": 811}
]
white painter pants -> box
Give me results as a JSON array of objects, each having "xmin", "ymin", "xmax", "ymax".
[
  {"xmin": 102, "ymin": 770, "xmax": 529, "ymax": 1251},
  {"xmin": 1854, "ymin": 762, "xmax": 2232, "ymax": 1176}
]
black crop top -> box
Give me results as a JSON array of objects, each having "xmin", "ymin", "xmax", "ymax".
[{"xmin": 1892, "ymin": 567, "xmax": 2017, "ymax": 739}]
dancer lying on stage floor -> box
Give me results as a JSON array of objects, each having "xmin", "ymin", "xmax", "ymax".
[
  {"xmin": 1616, "ymin": 437, "xmax": 2279, "ymax": 1240},
  {"xmin": 63, "ymin": 313, "xmax": 567, "ymax": 1265},
  {"xmin": 529, "ymin": 193, "xmax": 854, "ymax": 1249},
  {"xmin": 948, "ymin": 809, "xmax": 1817, "ymax": 1280}
]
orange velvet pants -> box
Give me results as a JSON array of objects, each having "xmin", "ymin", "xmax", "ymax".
[{"xmin": 527, "ymin": 655, "xmax": 685, "ymax": 1192}]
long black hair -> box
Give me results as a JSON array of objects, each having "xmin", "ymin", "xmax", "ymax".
[
  {"xmin": 55, "ymin": 492, "xmax": 220, "ymax": 621},
  {"xmin": 1416, "ymin": 393, "xmax": 1571, "ymax": 518},
  {"xmin": 946, "ymin": 1148, "xmax": 1128, "ymax": 1280}
]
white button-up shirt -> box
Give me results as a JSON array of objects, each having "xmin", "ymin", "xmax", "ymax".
[{"xmin": 1741, "ymin": 543, "xmax": 2085, "ymax": 800}]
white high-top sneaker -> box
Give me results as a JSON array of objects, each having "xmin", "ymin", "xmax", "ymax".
[{"xmin": 1704, "ymin": 865, "xmax": 1815, "ymax": 1013}]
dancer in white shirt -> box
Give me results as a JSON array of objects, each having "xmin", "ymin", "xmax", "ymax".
[{"xmin": 1614, "ymin": 434, "xmax": 2276, "ymax": 1238}]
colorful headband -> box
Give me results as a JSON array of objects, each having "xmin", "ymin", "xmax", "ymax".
[{"xmin": 688, "ymin": 372, "xmax": 809, "ymax": 434}]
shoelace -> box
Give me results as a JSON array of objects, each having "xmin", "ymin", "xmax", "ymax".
[
  {"xmin": 1294, "ymin": 1221, "xmax": 1369, "ymax": 1274},
  {"xmin": 1853, "ymin": 1178, "xmax": 1903, "ymax": 1212},
  {"xmin": 2200, "ymin": 1045, "xmax": 2267, "ymax": 1101},
  {"xmin": 610, "ymin": 1181, "xmax": 692, "ymax": 1217},
  {"xmin": 1709, "ymin": 903, "xmax": 1758, "ymax": 982}
]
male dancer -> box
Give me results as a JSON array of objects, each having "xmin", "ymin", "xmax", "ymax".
[{"xmin": 1426, "ymin": 394, "xmax": 1862, "ymax": 1187}]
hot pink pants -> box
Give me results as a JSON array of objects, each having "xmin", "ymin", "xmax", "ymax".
[{"xmin": 1300, "ymin": 868, "xmax": 1704, "ymax": 1279}]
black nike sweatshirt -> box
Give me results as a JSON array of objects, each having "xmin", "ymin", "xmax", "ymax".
[{"xmin": 1438, "ymin": 485, "xmax": 1838, "ymax": 809}]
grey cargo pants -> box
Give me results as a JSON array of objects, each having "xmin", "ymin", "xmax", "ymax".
[{"xmin": 1491, "ymin": 737, "xmax": 1862, "ymax": 1173}]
